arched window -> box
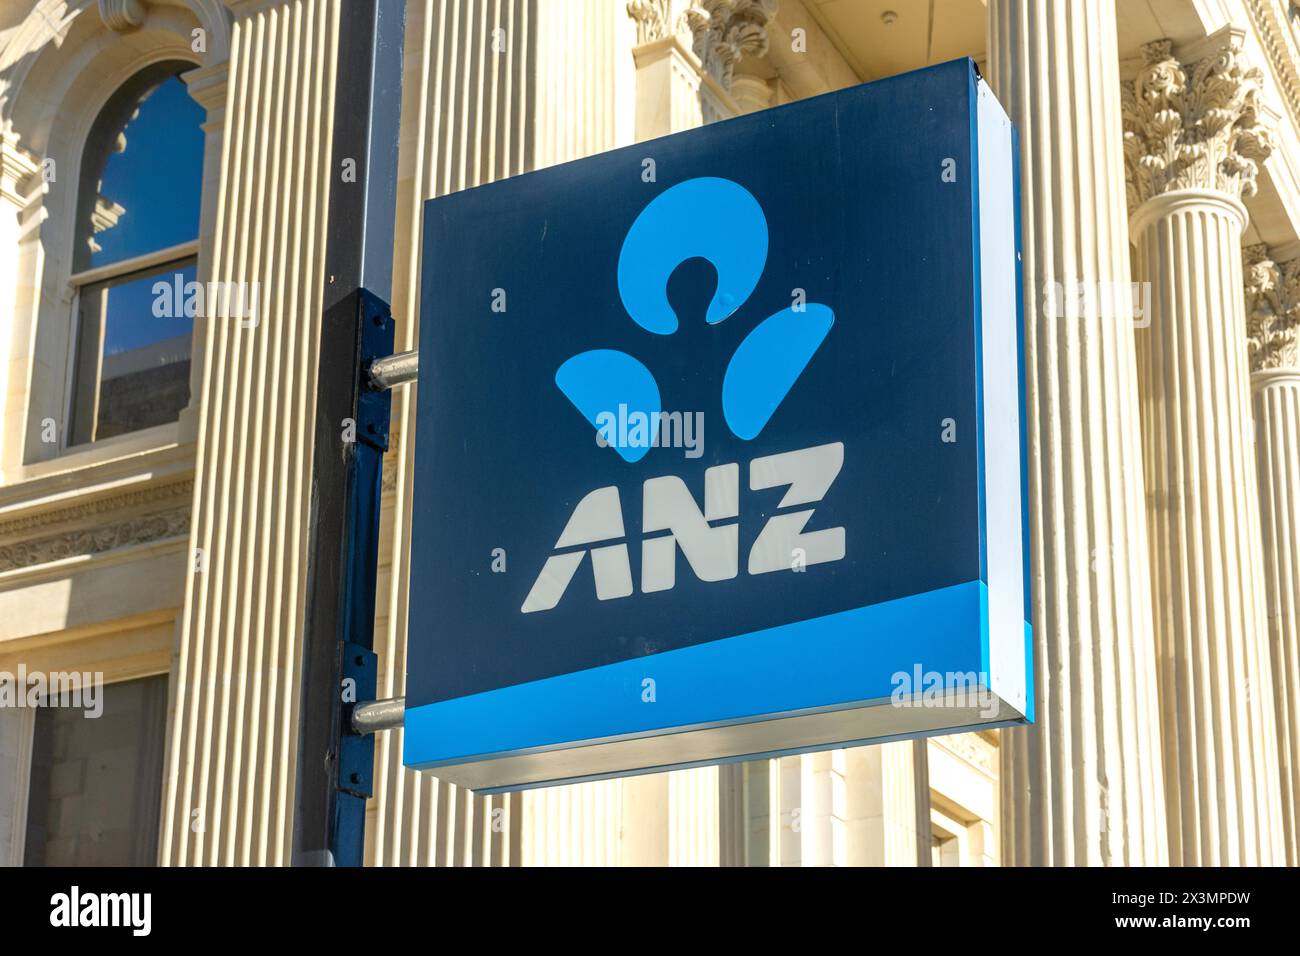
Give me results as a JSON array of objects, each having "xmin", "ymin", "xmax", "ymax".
[{"xmin": 67, "ymin": 62, "xmax": 204, "ymax": 446}]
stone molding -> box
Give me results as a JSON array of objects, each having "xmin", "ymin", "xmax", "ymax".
[
  {"xmin": 1242, "ymin": 0, "xmax": 1300, "ymax": 135},
  {"xmin": 0, "ymin": 507, "xmax": 190, "ymax": 572},
  {"xmin": 0, "ymin": 479, "xmax": 193, "ymax": 572}
]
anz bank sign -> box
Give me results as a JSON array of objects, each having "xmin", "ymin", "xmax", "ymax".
[{"xmin": 404, "ymin": 59, "xmax": 1032, "ymax": 792}]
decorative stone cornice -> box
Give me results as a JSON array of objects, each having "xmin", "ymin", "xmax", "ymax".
[
  {"xmin": 0, "ymin": 479, "xmax": 192, "ymax": 541},
  {"xmin": 680, "ymin": 0, "xmax": 778, "ymax": 91},
  {"xmin": 0, "ymin": 472, "xmax": 192, "ymax": 573},
  {"xmin": 1244, "ymin": 243, "xmax": 1300, "ymax": 372},
  {"xmin": 98, "ymin": 0, "xmax": 148, "ymax": 32},
  {"xmin": 1122, "ymin": 32, "xmax": 1276, "ymax": 210},
  {"xmin": 0, "ymin": 507, "xmax": 190, "ymax": 573},
  {"xmin": 1242, "ymin": 0, "xmax": 1300, "ymax": 135}
]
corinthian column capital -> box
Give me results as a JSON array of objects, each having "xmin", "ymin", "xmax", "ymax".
[
  {"xmin": 1244, "ymin": 244, "xmax": 1300, "ymax": 372},
  {"xmin": 1122, "ymin": 30, "xmax": 1276, "ymax": 210},
  {"xmin": 627, "ymin": 0, "xmax": 672, "ymax": 44},
  {"xmin": 681, "ymin": 0, "xmax": 778, "ymax": 90}
]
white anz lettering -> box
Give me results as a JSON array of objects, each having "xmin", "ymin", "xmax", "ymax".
[{"xmin": 521, "ymin": 442, "xmax": 845, "ymax": 613}]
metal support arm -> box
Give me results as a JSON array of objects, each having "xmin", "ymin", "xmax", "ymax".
[
  {"xmin": 351, "ymin": 696, "xmax": 406, "ymax": 734},
  {"xmin": 367, "ymin": 349, "xmax": 419, "ymax": 390}
]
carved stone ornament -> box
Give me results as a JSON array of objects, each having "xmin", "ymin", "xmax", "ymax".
[
  {"xmin": 0, "ymin": 508, "xmax": 190, "ymax": 573},
  {"xmin": 1122, "ymin": 35, "xmax": 1276, "ymax": 209},
  {"xmin": 1244, "ymin": 243, "xmax": 1300, "ymax": 371},
  {"xmin": 680, "ymin": 0, "xmax": 779, "ymax": 90},
  {"xmin": 627, "ymin": 0, "xmax": 672, "ymax": 45},
  {"xmin": 0, "ymin": 480, "xmax": 193, "ymax": 573},
  {"xmin": 98, "ymin": 0, "xmax": 148, "ymax": 33}
]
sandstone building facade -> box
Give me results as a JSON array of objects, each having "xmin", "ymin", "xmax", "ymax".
[{"xmin": 0, "ymin": 0, "xmax": 1297, "ymax": 866}]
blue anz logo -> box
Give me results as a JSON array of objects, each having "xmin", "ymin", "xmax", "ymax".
[
  {"xmin": 556, "ymin": 177, "xmax": 834, "ymax": 461},
  {"xmin": 525, "ymin": 178, "xmax": 844, "ymax": 614}
]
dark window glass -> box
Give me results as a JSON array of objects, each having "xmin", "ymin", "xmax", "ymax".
[
  {"xmin": 69, "ymin": 261, "xmax": 196, "ymax": 444},
  {"xmin": 23, "ymin": 675, "xmax": 168, "ymax": 867}
]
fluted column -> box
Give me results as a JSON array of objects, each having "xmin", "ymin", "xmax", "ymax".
[
  {"xmin": 374, "ymin": 0, "xmax": 638, "ymax": 866},
  {"xmin": 1123, "ymin": 31, "xmax": 1284, "ymax": 865},
  {"xmin": 989, "ymin": 0, "xmax": 1168, "ymax": 865},
  {"xmin": 1243, "ymin": 245, "xmax": 1300, "ymax": 865},
  {"xmin": 161, "ymin": 0, "xmax": 343, "ymax": 865}
]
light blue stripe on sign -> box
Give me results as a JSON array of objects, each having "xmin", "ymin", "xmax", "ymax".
[{"xmin": 404, "ymin": 579, "xmax": 987, "ymax": 769}]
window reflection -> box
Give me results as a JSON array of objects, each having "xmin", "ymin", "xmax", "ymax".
[
  {"xmin": 68, "ymin": 62, "xmax": 202, "ymax": 447},
  {"xmin": 79, "ymin": 74, "xmax": 204, "ymax": 271},
  {"xmin": 70, "ymin": 262, "xmax": 196, "ymax": 444}
]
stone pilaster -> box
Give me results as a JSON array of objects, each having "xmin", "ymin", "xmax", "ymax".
[
  {"xmin": 0, "ymin": 130, "xmax": 40, "ymax": 484},
  {"xmin": 989, "ymin": 0, "xmax": 1169, "ymax": 865},
  {"xmin": 1123, "ymin": 29, "xmax": 1285, "ymax": 865},
  {"xmin": 177, "ymin": 63, "xmax": 230, "ymax": 443},
  {"xmin": 1242, "ymin": 244, "xmax": 1300, "ymax": 865}
]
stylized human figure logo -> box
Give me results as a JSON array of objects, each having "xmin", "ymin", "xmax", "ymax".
[{"xmin": 555, "ymin": 177, "xmax": 835, "ymax": 462}]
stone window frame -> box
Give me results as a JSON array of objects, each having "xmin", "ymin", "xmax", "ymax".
[{"xmin": 0, "ymin": 1, "xmax": 231, "ymax": 480}]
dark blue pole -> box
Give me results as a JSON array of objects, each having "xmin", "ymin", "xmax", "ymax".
[{"xmin": 293, "ymin": 0, "xmax": 406, "ymax": 867}]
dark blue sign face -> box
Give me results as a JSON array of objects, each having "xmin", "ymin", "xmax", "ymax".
[{"xmin": 406, "ymin": 59, "xmax": 1031, "ymax": 791}]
